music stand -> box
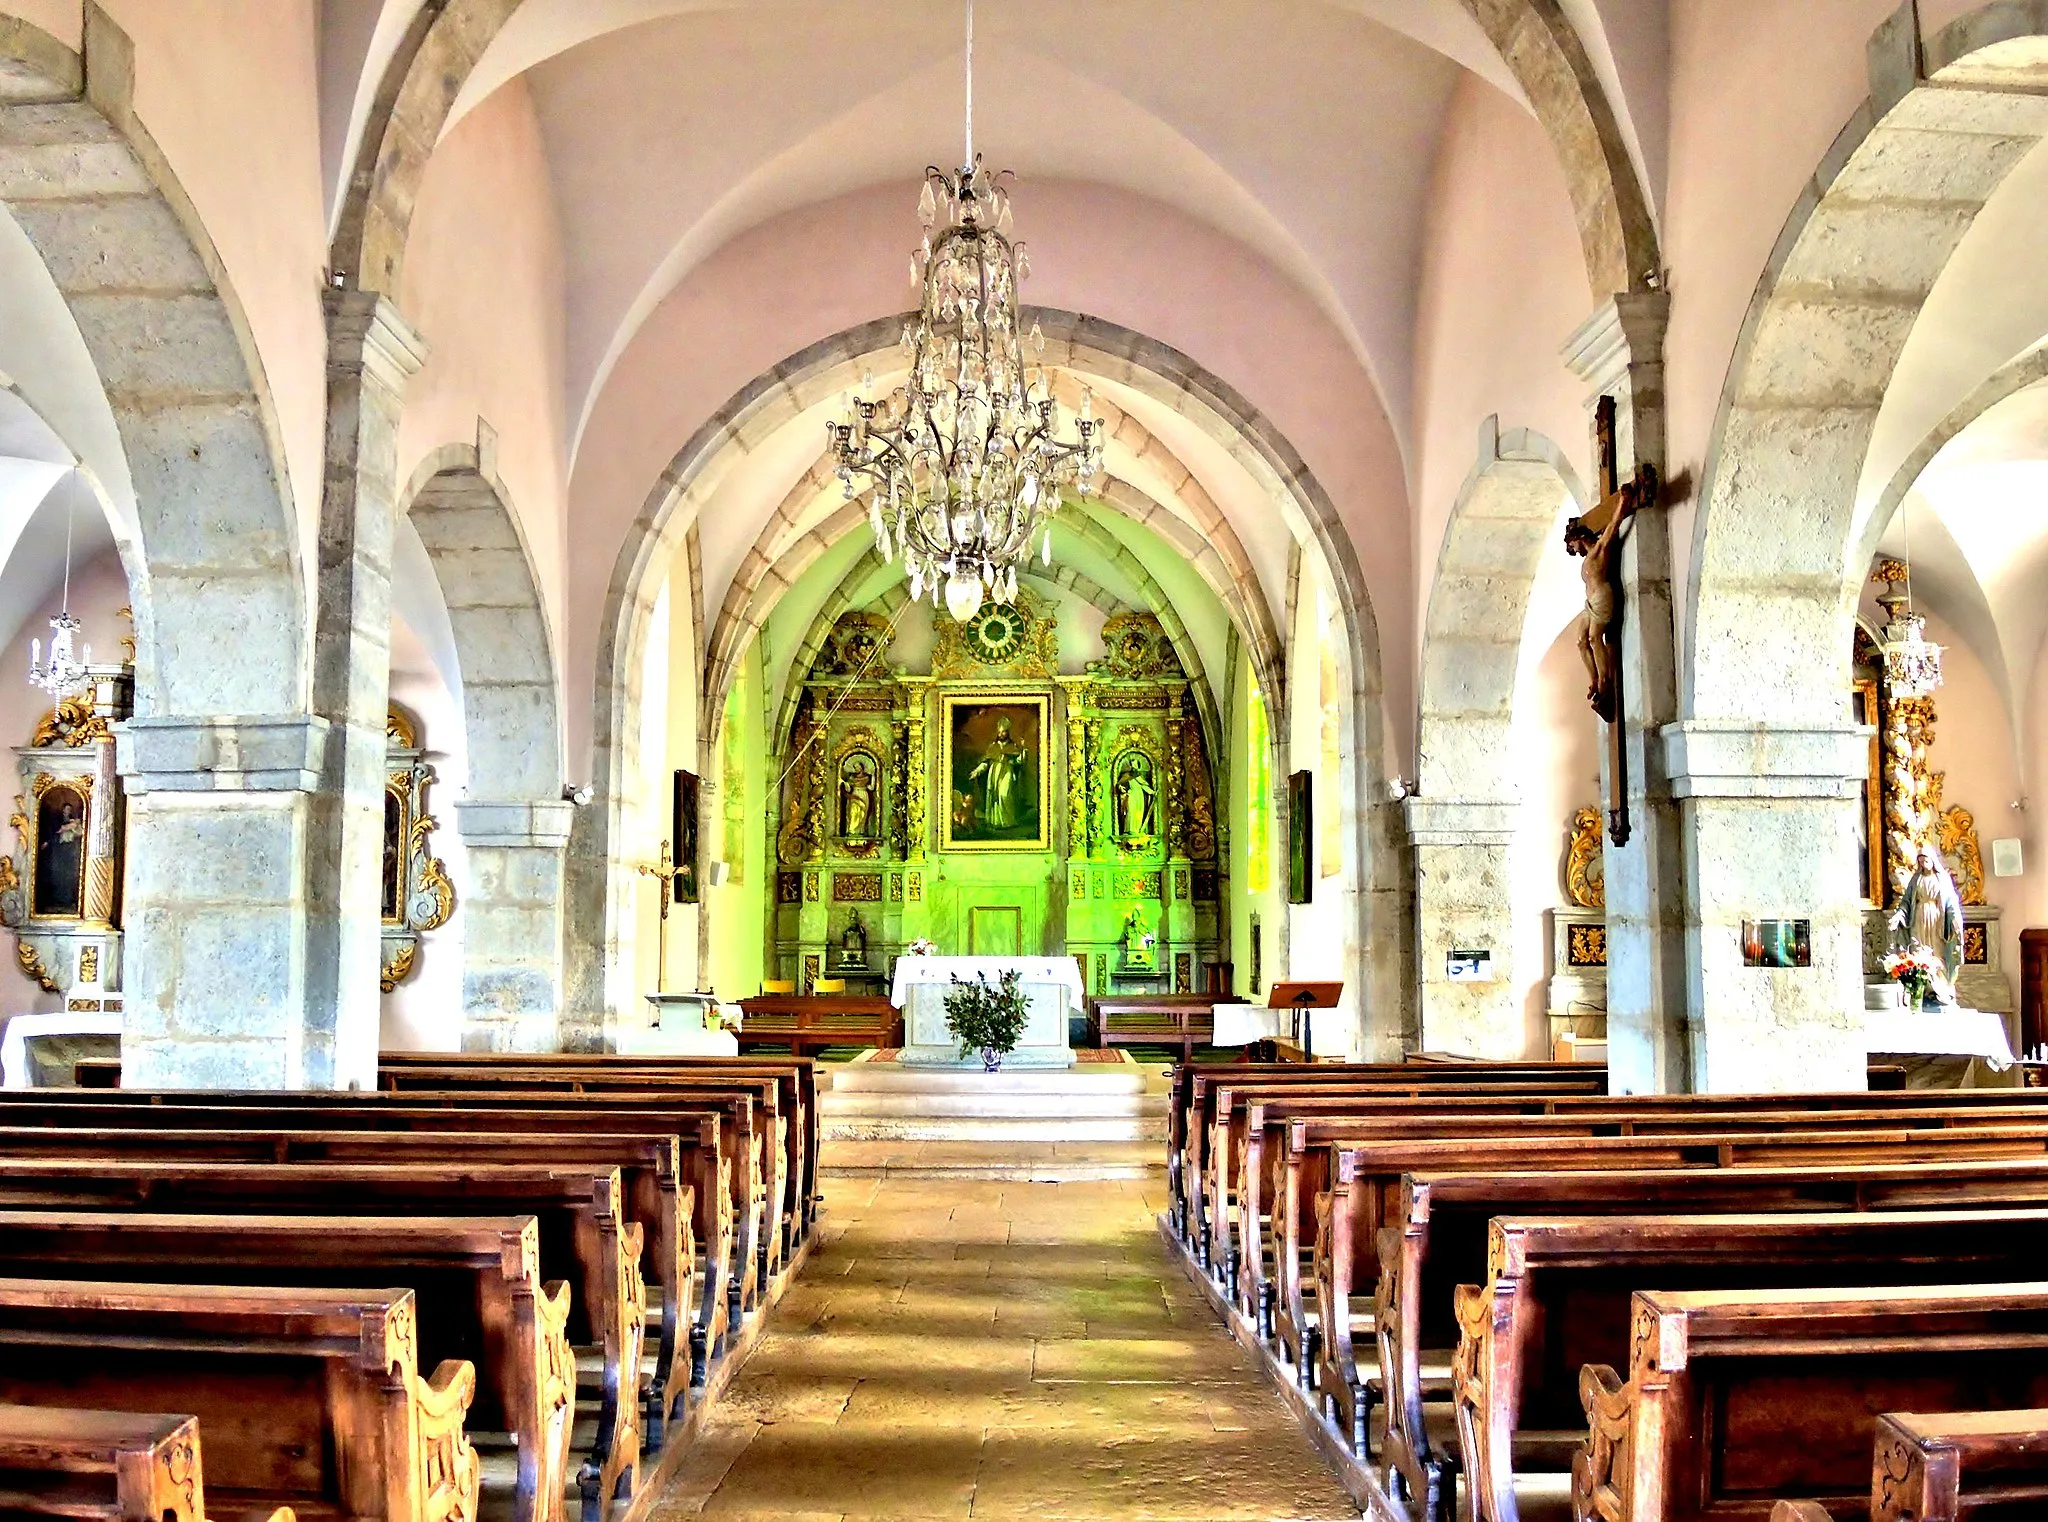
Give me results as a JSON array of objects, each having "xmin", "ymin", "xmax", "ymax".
[{"xmin": 1267, "ymin": 981, "xmax": 1342, "ymax": 1062}]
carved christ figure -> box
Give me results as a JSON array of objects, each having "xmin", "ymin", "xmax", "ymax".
[{"xmin": 1564, "ymin": 461, "xmax": 1659, "ymax": 725}]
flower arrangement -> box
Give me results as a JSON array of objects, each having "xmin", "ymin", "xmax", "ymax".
[
  {"xmin": 905, "ymin": 938, "xmax": 937, "ymax": 956},
  {"xmin": 942, "ymin": 969, "xmax": 1029, "ymax": 1071},
  {"xmin": 1883, "ymin": 946, "xmax": 1951, "ymax": 1010}
]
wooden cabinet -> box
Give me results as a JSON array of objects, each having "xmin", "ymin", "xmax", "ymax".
[{"xmin": 2023, "ymin": 928, "xmax": 2048, "ymax": 1057}]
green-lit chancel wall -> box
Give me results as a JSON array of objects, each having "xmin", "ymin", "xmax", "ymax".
[{"xmin": 764, "ymin": 593, "xmax": 1227, "ymax": 998}]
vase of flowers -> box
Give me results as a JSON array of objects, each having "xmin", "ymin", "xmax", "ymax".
[
  {"xmin": 1883, "ymin": 946, "xmax": 1949, "ymax": 1012},
  {"xmin": 942, "ymin": 969, "xmax": 1029, "ymax": 1071},
  {"xmin": 904, "ymin": 937, "xmax": 937, "ymax": 958}
]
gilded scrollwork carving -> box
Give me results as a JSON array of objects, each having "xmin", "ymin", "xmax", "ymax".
[
  {"xmin": 16, "ymin": 940, "xmax": 55, "ymax": 992},
  {"xmin": 30, "ymin": 694, "xmax": 110, "ymax": 749},
  {"xmin": 380, "ymin": 708, "xmax": 454, "ymax": 992},
  {"xmin": 1564, "ymin": 806, "xmax": 1605, "ymax": 911}
]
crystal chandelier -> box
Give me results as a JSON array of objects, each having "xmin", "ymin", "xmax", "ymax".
[
  {"xmin": 1874, "ymin": 552, "xmax": 1941, "ymax": 699},
  {"xmin": 829, "ymin": 0, "xmax": 1103, "ymax": 626},
  {"xmin": 27, "ymin": 486, "xmax": 92, "ymax": 700}
]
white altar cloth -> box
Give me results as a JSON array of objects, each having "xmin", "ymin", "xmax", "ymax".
[
  {"xmin": 1864, "ymin": 1006, "xmax": 2014, "ymax": 1070},
  {"xmin": 1, "ymin": 1010, "xmax": 123, "ymax": 1088},
  {"xmin": 1210, "ymin": 1003, "xmax": 1284, "ymax": 1048},
  {"xmin": 891, "ymin": 955, "xmax": 1079, "ymax": 1069}
]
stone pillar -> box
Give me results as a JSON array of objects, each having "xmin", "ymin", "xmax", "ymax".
[
  {"xmin": 1404, "ymin": 800, "xmax": 1520, "ymax": 1055},
  {"xmin": 305, "ymin": 290, "xmax": 427, "ymax": 1087},
  {"xmin": 1662, "ymin": 723, "xmax": 1871, "ymax": 1091},
  {"xmin": 1561, "ymin": 295, "xmax": 1688, "ymax": 1095},
  {"xmin": 117, "ymin": 716, "xmax": 329, "ymax": 1087},
  {"xmin": 454, "ymin": 800, "xmax": 574, "ymax": 1052}
]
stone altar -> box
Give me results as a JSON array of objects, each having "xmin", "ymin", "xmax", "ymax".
[{"xmin": 891, "ymin": 955, "xmax": 1081, "ymax": 1069}]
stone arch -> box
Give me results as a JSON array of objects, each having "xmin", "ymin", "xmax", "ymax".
[
  {"xmin": 1679, "ymin": 0, "xmax": 2048, "ymax": 1089},
  {"xmin": 400, "ymin": 443, "xmax": 563, "ymax": 798},
  {"xmin": 573, "ymin": 310, "xmax": 1398, "ymax": 1051},
  {"xmin": 329, "ymin": 0, "xmax": 522, "ymax": 296},
  {"xmin": 400, "ymin": 440, "xmax": 569, "ymax": 1049},
  {"xmin": 1410, "ymin": 419, "xmax": 1586, "ymax": 1056},
  {"xmin": 1453, "ymin": 0, "xmax": 1660, "ymax": 297},
  {"xmin": 0, "ymin": 10, "xmax": 304, "ymax": 719}
]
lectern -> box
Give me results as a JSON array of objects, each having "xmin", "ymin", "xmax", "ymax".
[{"xmin": 1267, "ymin": 981, "xmax": 1342, "ymax": 1062}]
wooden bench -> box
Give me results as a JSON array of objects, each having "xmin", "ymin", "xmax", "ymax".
[
  {"xmin": 0, "ymin": 1212, "xmax": 571, "ymax": 1522},
  {"xmin": 1868, "ymin": 1409, "xmax": 2048, "ymax": 1522},
  {"xmin": 0, "ymin": 1101, "xmax": 722, "ymax": 1399},
  {"xmin": 0, "ymin": 1157, "xmax": 648, "ymax": 1517},
  {"xmin": 1094, "ymin": 996, "xmax": 1220, "ymax": 1062},
  {"xmin": 0, "ymin": 1283, "xmax": 473, "ymax": 1522},
  {"xmin": 729, "ymin": 995, "xmax": 899, "ymax": 1056},
  {"xmin": 1576, "ymin": 1282, "xmax": 2048, "ymax": 1522},
  {"xmin": 1307, "ymin": 1126, "xmax": 2048, "ymax": 1491},
  {"xmin": 0, "ymin": 1407, "xmax": 276, "ymax": 1522},
  {"xmin": 1455, "ymin": 1210, "xmax": 2048, "ymax": 1522}
]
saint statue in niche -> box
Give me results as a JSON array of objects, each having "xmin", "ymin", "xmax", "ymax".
[
  {"xmin": 1114, "ymin": 754, "xmax": 1156, "ymax": 843},
  {"xmin": 839, "ymin": 754, "xmax": 877, "ymax": 841},
  {"xmin": 31, "ymin": 785, "xmax": 87, "ymax": 918},
  {"xmin": 1890, "ymin": 842, "xmax": 1963, "ymax": 1004},
  {"xmin": 968, "ymin": 717, "xmax": 1027, "ymax": 831},
  {"xmin": 839, "ymin": 909, "xmax": 869, "ymax": 970}
]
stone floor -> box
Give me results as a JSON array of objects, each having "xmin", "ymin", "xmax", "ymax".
[{"xmin": 650, "ymin": 1168, "xmax": 1361, "ymax": 1520}]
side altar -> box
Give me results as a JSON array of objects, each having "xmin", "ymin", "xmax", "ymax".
[{"xmin": 891, "ymin": 955, "xmax": 1082, "ymax": 1068}]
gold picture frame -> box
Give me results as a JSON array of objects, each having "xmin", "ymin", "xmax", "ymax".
[{"xmin": 940, "ymin": 692, "xmax": 1051, "ymax": 851}]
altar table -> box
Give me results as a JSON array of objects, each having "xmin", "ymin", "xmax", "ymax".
[
  {"xmin": 890, "ymin": 955, "xmax": 1080, "ymax": 1068},
  {"xmin": 1, "ymin": 1011, "xmax": 123, "ymax": 1088}
]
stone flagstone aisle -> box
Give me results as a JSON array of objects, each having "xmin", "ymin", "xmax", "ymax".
[{"xmin": 650, "ymin": 1168, "xmax": 1360, "ymax": 1520}]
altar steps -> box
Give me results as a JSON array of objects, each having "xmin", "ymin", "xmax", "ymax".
[{"xmin": 818, "ymin": 1062, "xmax": 1170, "ymax": 1149}]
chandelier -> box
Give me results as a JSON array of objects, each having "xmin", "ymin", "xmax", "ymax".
[
  {"xmin": 829, "ymin": 0, "xmax": 1103, "ymax": 626},
  {"xmin": 1873, "ymin": 557, "xmax": 1941, "ymax": 698},
  {"xmin": 27, "ymin": 485, "xmax": 92, "ymax": 700}
]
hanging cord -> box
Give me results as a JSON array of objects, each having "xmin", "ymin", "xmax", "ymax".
[
  {"xmin": 964, "ymin": 0, "xmax": 975, "ymax": 166},
  {"xmin": 58, "ymin": 486, "xmax": 74, "ymax": 615},
  {"xmin": 770, "ymin": 595, "xmax": 912, "ymax": 793}
]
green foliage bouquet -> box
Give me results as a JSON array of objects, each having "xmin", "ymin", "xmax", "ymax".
[{"xmin": 943, "ymin": 969, "xmax": 1029, "ymax": 1071}]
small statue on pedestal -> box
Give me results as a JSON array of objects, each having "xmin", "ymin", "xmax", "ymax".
[
  {"xmin": 839, "ymin": 909, "xmax": 869, "ymax": 971},
  {"xmin": 1888, "ymin": 843, "xmax": 1963, "ymax": 1010}
]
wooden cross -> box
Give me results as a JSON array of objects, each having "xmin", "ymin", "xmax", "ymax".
[{"xmin": 1563, "ymin": 397, "xmax": 1661, "ymax": 849}]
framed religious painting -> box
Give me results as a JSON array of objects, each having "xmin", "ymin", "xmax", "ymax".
[
  {"xmin": 673, "ymin": 769, "xmax": 701, "ymax": 904},
  {"xmin": 1286, "ymin": 769, "xmax": 1313, "ymax": 904},
  {"xmin": 1852, "ymin": 678, "xmax": 1883, "ymax": 905},
  {"xmin": 940, "ymin": 693, "xmax": 1049, "ymax": 851}
]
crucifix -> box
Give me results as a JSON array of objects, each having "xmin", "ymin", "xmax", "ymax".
[
  {"xmin": 1564, "ymin": 395, "xmax": 1661, "ymax": 849},
  {"xmin": 634, "ymin": 838, "xmax": 677, "ymax": 993}
]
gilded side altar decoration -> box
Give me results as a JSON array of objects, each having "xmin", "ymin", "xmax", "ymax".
[
  {"xmin": 380, "ymin": 705, "xmax": 456, "ymax": 993},
  {"xmin": 1564, "ymin": 807, "xmax": 1605, "ymax": 911}
]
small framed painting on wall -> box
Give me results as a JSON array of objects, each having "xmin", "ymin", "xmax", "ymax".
[{"xmin": 1287, "ymin": 769, "xmax": 1313, "ymax": 905}]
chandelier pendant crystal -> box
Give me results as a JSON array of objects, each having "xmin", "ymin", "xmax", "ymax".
[
  {"xmin": 829, "ymin": 0, "xmax": 1102, "ymax": 626},
  {"xmin": 27, "ymin": 487, "xmax": 93, "ymax": 700},
  {"xmin": 1874, "ymin": 545, "xmax": 1941, "ymax": 700}
]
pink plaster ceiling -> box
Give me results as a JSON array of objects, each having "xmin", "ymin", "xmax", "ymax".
[{"xmin": 442, "ymin": 0, "xmax": 1486, "ymax": 461}]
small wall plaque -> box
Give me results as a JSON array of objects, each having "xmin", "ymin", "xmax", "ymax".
[
  {"xmin": 1741, "ymin": 918, "xmax": 1811, "ymax": 969},
  {"xmin": 1992, "ymin": 838, "xmax": 2025, "ymax": 878},
  {"xmin": 1446, "ymin": 948, "xmax": 1493, "ymax": 983}
]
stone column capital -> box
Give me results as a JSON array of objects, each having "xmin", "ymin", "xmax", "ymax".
[
  {"xmin": 1658, "ymin": 720, "xmax": 1872, "ymax": 800},
  {"xmin": 1561, "ymin": 292, "xmax": 1671, "ymax": 396},
  {"xmin": 455, "ymin": 798, "xmax": 576, "ymax": 849},
  {"xmin": 116, "ymin": 715, "xmax": 330, "ymax": 793},
  {"xmin": 1401, "ymin": 798, "xmax": 1519, "ymax": 846},
  {"xmin": 323, "ymin": 287, "xmax": 429, "ymax": 393}
]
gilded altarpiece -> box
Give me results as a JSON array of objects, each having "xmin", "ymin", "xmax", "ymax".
[
  {"xmin": 2, "ymin": 669, "xmax": 133, "ymax": 1010},
  {"xmin": 769, "ymin": 600, "xmax": 1221, "ymax": 997}
]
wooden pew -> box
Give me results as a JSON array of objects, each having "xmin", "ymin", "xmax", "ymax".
[
  {"xmin": 1575, "ymin": 1282, "xmax": 2048, "ymax": 1522},
  {"xmin": 0, "ymin": 1100, "xmax": 721, "ymax": 1397},
  {"xmin": 0, "ymin": 1408, "xmax": 233, "ymax": 1522},
  {"xmin": 0, "ymin": 1157, "xmax": 647, "ymax": 1516},
  {"xmin": 1361, "ymin": 1156, "xmax": 2048, "ymax": 1522},
  {"xmin": 1169, "ymin": 1060, "xmax": 1605, "ymax": 1240},
  {"xmin": 1306, "ymin": 1127, "xmax": 2048, "ymax": 1494},
  {"xmin": 0, "ymin": 1283, "xmax": 474, "ymax": 1522},
  {"xmin": 1093, "ymin": 995, "xmax": 1220, "ymax": 1061},
  {"xmin": 1455, "ymin": 1210, "xmax": 2048, "ymax": 1522},
  {"xmin": 1868, "ymin": 1409, "xmax": 2048, "ymax": 1522},
  {"xmin": 1238, "ymin": 1096, "xmax": 2048, "ymax": 1372},
  {"xmin": 730, "ymin": 994, "xmax": 899, "ymax": 1056},
  {"xmin": 376, "ymin": 1052, "xmax": 821, "ymax": 1241},
  {"xmin": 0, "ymin": 1212, "xmax": 571, "ymax": 1522}
]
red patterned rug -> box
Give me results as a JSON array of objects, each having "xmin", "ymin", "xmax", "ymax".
[{"xmin": 864, "ymin": 1047, "xmax": 1132, "ymax": 1065}]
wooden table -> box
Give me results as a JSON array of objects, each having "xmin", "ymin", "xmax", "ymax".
[{"xmin": 1090, "ymin": 995, "xmax": 1220, "ymax": 1061}]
